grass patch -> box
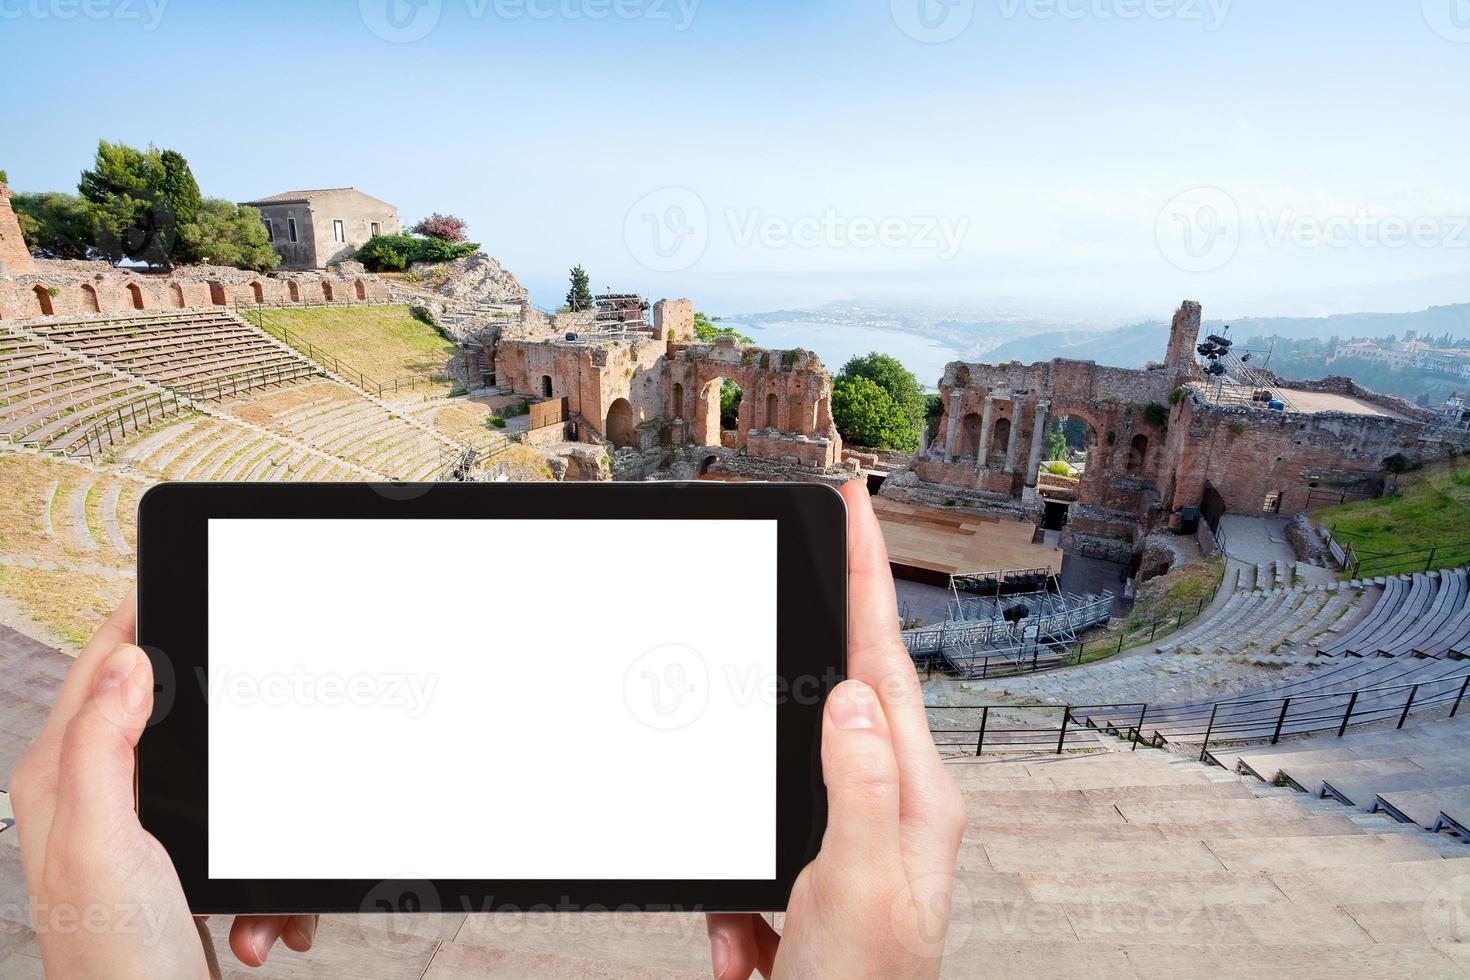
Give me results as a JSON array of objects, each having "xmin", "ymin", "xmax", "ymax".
[
  {"xmin": 0, "ymin": 563, "xmax": 125, "ymax": 648},
  {"xmin": 1317, "ymin": 461, "xmax": 1470, "ymax": 574},
  {"xmin": 261, "ymin": 305, "xmax": 458, "ymax": 390},
  {"xmin": 1073, "ymin": 556, "xmax": 1225, "ymax": 666}
]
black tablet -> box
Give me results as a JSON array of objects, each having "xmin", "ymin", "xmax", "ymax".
[{"xmin": 135, "ymin": 481, "xmax": 846, "ymax": 916}]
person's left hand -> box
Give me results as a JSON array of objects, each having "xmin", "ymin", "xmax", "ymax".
[{"xmin": 11, "ymin": 589, "xmax": 319, "ymax": 979}]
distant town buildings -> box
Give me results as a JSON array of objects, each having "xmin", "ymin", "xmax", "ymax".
[
  {"xmin": 1330, "ymin": 333, "xmax": 1470, "ymax": 381},
  {"xmin": 239, "ymin": 188, "xmax": 399, "ymax": 270}
]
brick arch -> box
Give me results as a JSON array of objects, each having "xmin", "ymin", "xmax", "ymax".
[
  {"xmin": 169, "ymin": 283, "xmax": 185, "ymax": 308},
  {"xmin": 126, "ymin": 282, "xmax": 145, "ymax": 310},
  {"xmin": 80, "ymin": 283, "xmax": 100, "ymax": 313},
  {"xmin": 32, "ymin": 284, "xmax": 54, "ymax": 316}
]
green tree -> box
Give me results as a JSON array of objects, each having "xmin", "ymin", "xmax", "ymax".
[
  {"xmin": 78, "ymin": 141, "xmax": 202, "ymax": 268},
  {"xmin": 1045, "ymin": 427, "xmax": 1068, "ymax": 461},
  {"xmin": 177, "ymin": 199, "xmax": 279, "ymax": 272},
  {"xmin": 693, "ymin": 311, "xmax": 753, "ymax": 344},
  {"xmin": 12, "ymin": 192, "xmax": 95, "ymax": 259},
  {"xmin": 566, "ymin": 264, "xmax": 594, "ymax": 311},
  {"xmin": 720, "ymin": 380, "xmax": 743, "ymax": 430},
  {"xmin": 831, "ymin": 375, "xmax": 919, "ymax": 451},
  {"xmin": 839, "ymin": 352, "xmax": 925, "ymax": 447}
]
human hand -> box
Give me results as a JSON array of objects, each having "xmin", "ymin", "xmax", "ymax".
[
  {"xmin": 705, "ymin": 481, "xmax": 967, "ymax": 978},
  {"xmin": 11, "ymin": 589, "xmax": 320, "ymax": 979}
]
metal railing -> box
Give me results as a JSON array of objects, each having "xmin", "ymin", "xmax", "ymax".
[
  {"xmin": 235, "ymin": 302, "xmax": 456, "ymax": 400},
  {"xmin": 929, "ymin": 669, "xmax": 1470, "ymax": 762},
  {"xmin": 1320, "ymin": 523, "xmax": 1470, "ymax": 579},
  {"xmin": 66, "ymin": 390, "xmax": 189, "ymax": 461}
]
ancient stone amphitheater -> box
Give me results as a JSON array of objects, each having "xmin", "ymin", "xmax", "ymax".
[{"xmin": 3, "ymin": 304, "xmax": 1470, "ymax": 977}]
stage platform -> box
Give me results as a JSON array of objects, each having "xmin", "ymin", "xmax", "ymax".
[{"xmin": 872, "ymin": 497, "xmax": 1061, "ymax": 585}]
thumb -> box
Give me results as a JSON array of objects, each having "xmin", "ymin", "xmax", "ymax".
[
  {"xmin": 818, "ymin": 680, "xmax": 902, "ymax": 872},
  {"xmin": 55, "ymin": 644, "xmax": 153, "ymax": 824}
]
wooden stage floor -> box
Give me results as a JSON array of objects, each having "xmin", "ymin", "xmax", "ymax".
[{"xmin": 872, "ymin": 497, "xmax": 1061, "ymax": 579}]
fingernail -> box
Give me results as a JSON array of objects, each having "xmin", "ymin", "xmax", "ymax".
[
  {"xmin": 710, "ymin": 932, "xmax": 729, "ymax": 978},
  {"xmin": 830, "ymin": 680, "xmax": 879, "ymax": 730},
  {"xmin": 253, "ymin": 923, "xmax": 275, "ymax": 963},
  {"xmin": 95, "ymin": 644, "xmax": 137, "ymax": 693}
]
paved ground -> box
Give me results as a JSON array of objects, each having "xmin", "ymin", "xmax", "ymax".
[
  {"xmin": 895, "ymin": 579, "xmax": 953, "ymax": 626},
  {"xmin": 1059, "ymin": 553, "xmax": 1132, "ymax": 615},
  {"xmin": 1217, "ymin": 514, "xmax": 1294, "ymax": 567}
]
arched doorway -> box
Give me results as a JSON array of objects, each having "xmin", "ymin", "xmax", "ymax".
[
  {"xmin": 606, "ymin": 398, "xmax": 635, "ymax": 449},
  {"xmin": 250, "ymin": 281, "xmax": 264, "ymax": 304},
  {"xmin": 988, "ymin": 417, "xmax": 1011, "ymax": 466},
  {"xmin": 207, "ymin": 281, "xmax": 226, "ymax": 306},
  {"xmin": 1126, "ymin": 433, "xmax": 1148, "ymax": 476},
  {"xmin": 671, "ymin": 382, "xmax": 685, "ymax": 420},
  {"xmin": 700, "ymin": 454, "xmax": 720, "ymax": 475},
  {"xmin": 127, "ymin": 282, "xmax": 145, "ymax": 310},
  {"xmin": 80, "ymin": 284, "xmax": 100, "ymax": 313},
  {"xmin": 765, "ymin": 392, "xmax": 781, "ymax": 430},
  {"xmin": 169, "ymin": 283, "xmax": 185, "ymax": 308},
  {"xmin": 959, "ymin": 412, "xmax": 982, "ymax": 457},
  {"xmin": 322, "ymin": 282, "xmax": 335, "ymax": 302},
  {"xmin": 541, "ymin": 375, "xmax": 553, "ymax": 398},
  {"xmin": 32, "ymin": 285, "xmax": 54, "ymax": 316},
  {"xmin": 287, "ymin": 281, "xmax": 300, "ymax": 303},
  {"xmin": 353, "ymin": 279, "xmax": 366, "ymax": 301}
]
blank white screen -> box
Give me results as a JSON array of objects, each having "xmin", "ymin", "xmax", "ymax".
[{"xmin": 207, "ymin": 518, "xmax": 777, "ymax": 881}]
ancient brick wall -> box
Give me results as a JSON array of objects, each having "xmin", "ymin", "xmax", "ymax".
[
  {"xmin": 652, "ymin": 298, "xmax": 694, "ymax": 341},
  {"xmin": 0, "ymin": 260, "xmax": 390, "ymax": 320},
  {"xmin": 0, "ymin": 183, "xmax": 35, "ymax": 277}
]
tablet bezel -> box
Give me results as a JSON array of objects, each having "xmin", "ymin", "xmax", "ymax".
[{"xmin": 136, "ymin": 480, "xmax": 845, "ymax": 915}]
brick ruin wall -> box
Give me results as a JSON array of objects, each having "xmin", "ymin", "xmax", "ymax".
[
  {"xmin": 492, "ymin": 331, "xmax": 843, "ymax": 472},
  {"xmin": 0, "ymin": 259, "xmax": 390, "ymax": 320},
  {"xmin": 0, "ymin": 183, "xmax": 36, "ymax": 277}
]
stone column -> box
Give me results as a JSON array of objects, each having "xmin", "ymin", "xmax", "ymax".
[
  {"xmin": 942, "ymin": 392, "xmax": 963, "ymax": 461},
  {"xmin": 1025, "ymin": 399, "xmax": 1051, "ymax": 488},
  {"xmin": 1002, "ymin": 403, "xmax": 1023, "ymax": 474},
  {"xmin": 975, "ymin": 395, "xmax": 997, "ymax": 472}
]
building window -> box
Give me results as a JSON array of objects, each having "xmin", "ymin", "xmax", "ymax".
[
  {"xmin": 333, "ymin": 219, "xmax": 345, "ymax": 243},
  {"xmin": 263, "ymin": 218, "xmax": 274, "ymax": 242},
  {"xmin": 287, "ymin": 215, "xmax": 298, "ymax": 243},
  {"xmin": 370, "ymin": 221, "xmax": 381, "ymax": 237}
]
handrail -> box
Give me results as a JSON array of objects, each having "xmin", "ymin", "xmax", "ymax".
[
  {"xmin": 234, "ymin": 301, "xmax": 456, "ymax": 400},
  {"xmin": 927, "ymin": 668, "xmax": 1470, "ymax": 761}
]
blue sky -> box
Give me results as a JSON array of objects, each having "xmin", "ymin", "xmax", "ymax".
[{"xmin": 3, "ymin": 0, "xmax": 1468, "ymax": 318}]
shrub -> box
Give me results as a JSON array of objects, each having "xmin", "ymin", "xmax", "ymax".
[
  {"xmin": 411, "ymin": 213, "xmax": 468, "ymax": 242},
  {"xmin": 489, "ymin": 415, "xmax": 507, "ymax": 429},
  {"xmin": 1169, "ymin": 385, "xmax": 1185, "ymax": 405},
  {"xmin": 1045, "ymin": 460, "xmax": 1073, "ymax": 476},
  {"xmin": 356, "ymin": 234, "xmax": 479, "ymax": 271},
  {"xmin": 1142, "ymin": 403, "xmax": 1169, "ymax": 428}
]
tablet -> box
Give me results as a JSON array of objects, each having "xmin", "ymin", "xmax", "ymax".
[{"xmin": 135, "ymin": 481, "xmax": 846, "ymax": 915}]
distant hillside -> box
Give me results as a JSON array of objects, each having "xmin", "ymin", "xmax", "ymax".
[{"xmin": 983, "ymin": 303, "xmax": 1470, "ymax": 368}]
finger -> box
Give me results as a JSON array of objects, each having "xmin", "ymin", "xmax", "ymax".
[
  {"xmin": 751, "ymin": 915, "xmax": 780, "ymax": 978},
  {"xmin": 706, "ymin": 913, "xmax": 762, "ymax": 979},
  {"xmin": 281, "ymin": 914, "xmax": 318, "ymax": 952},
  {"xmin": 50, "ymin": 644, "xmax": 152, "ymax": 829},
  {"xmin": 231, "ymin": 915, "xmax": 289, "ymax": 966},
  {"xmin": 818, "ymin": 680, "xmax": 902, "ymax": 876},
  {"xmin": 838, "ymin": 483, "xmax": 955, "ymax": 817},
  {"xmin": 28, "ymin": 589, "xmax": 138, "ymax": 765}
]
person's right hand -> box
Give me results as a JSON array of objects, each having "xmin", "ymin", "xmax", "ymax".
[{"xmin": 706, "ymin": 480, "xmax": 967, "ymax": 978}]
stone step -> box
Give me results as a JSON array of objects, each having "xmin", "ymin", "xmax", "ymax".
[
  {"xmin": 1115, "ymin": 798, "xmax": 1310, "ymax": 824},
  {"xmin": 983, "ymin": 839, "xmax": 1227, "ymax": 874},
  {"xmin": 1204, "ymin": 832, "xmax": 1442, "ymax": 871}
]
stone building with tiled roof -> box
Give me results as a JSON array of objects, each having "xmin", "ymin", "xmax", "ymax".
[{"xmin": 239, "ymin": 187, "xmax": 399, "ymax": 270}]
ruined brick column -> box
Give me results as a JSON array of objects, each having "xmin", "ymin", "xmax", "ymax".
[
  {"xmin": 942, "ymin": 391, "xmax": 963, "ymax": 461},
  {"xmin": 1002, "ymin": 403, "xmax": 1023, "ymax": 474},
  {"xmin": 975, "ymin": 394, "xmax": 997, "ymax": 472},
  {"xmin": 1024, "ymin": 399, "xmax": 1051, "ymax": 488},
  {"xmin": 0, "ymin": 182, "xmax": 36, "ymax": 277}
]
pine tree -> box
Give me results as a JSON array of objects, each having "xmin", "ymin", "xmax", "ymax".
[{"xmin": 566, "ymin": 264, "xmax": 594, "ymax": 312}]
